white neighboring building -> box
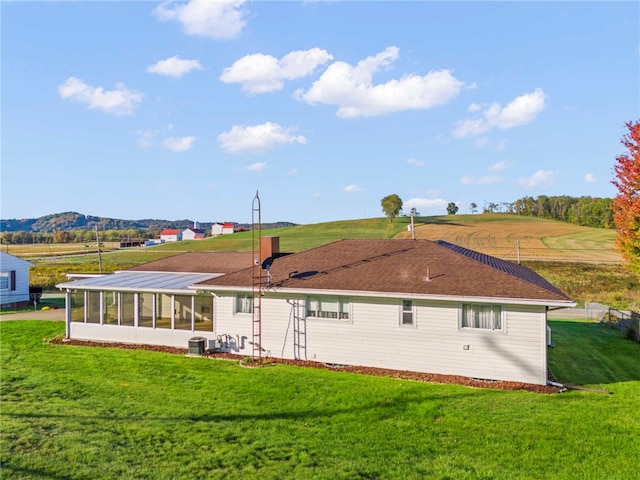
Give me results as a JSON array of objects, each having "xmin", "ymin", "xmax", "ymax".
[
  {"xmin": 211, "ymin": 223, "xmax": 234, "ymax": 236},
  {"xmin": 0, "ymin": 251, "xmax": 34, "ymax": 309},
  {"xmin": 57, "ymin": 238, "xmax": 575, "ymax": 386},
  {"xmin": 182, "ymin": 228, "xmax": 205, "ymax": 240},
  {"xmin": 160, "ymin": 229, "xmax": 182, "ymax": 242}
]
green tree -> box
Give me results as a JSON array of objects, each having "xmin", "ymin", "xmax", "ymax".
[
  {"xmin": 612, "ymin": 120, "xmax": 640, "ymax": 275},
  {"xmin": 470, "ymin": 202, "xmax": 478, "ymax": 214},
  {"xmin": 381, "ymin": 194, "xmax": 403, "ymax": 222},
  {"xmin": 446, "ymin": 202, "xmax": 459, "ymax": 215}
]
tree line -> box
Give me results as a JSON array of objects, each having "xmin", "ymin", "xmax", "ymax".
[
  {"xmin": 0, "ymin": 229, "xmax": 156, "ymax": 245},
  {"xmin": 496, "ymin": 195, "xmax": 614, "ymax": 229},
  {"xmin": 381, "ymin": 193, "xmax": 614, "ymax": 229}
]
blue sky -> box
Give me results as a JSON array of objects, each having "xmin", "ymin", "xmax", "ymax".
[{"xmin": 2, "ymin": 1, "xmax": 638, "ymax": 225}]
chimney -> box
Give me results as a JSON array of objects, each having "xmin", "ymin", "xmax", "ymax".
[
  {"xmin": 193, "ymin": 221, "xmax": 199, "ymax": 230},
  {"xmin": 260, "ymin": 236, "xmax": 280, "ymax": 262}
]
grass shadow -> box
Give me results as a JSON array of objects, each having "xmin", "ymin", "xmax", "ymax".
[{"xmin": 547, "ymin": 319, "xmax": 640, "ymax": 386}]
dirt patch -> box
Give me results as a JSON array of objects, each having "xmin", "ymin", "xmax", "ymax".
[{"xmin": 48, "ymin": 337, "xmax": 563, "ymax": 394}]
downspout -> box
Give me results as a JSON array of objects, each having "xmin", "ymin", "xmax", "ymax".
[{"xmin": 65, "ymin": 288, "xmax": 72, "ymax": 339}]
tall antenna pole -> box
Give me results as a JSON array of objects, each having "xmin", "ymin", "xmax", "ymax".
[
  {"xmin": 95, "ymin": 225, "xmax": 103, "ymax": 274},
  {"xmin": 251, "ymin": 191, "xmax": 262, "ymax": 360}
]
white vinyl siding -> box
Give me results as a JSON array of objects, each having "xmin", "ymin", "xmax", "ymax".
[
  {"xmin": 0, "ymin": 252, "xmax": 33, "ymax": 307},
  {"xmin": 65, "ymin": 288, "xmax": 550, "ymax": 385}
]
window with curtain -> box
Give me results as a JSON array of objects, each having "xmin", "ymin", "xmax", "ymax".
[
  {"xmin": 235, "ymin": 293, "xmax": 252, "ymax": 314},
  {"xmin": 306, "ymin": 296, "xmax": 349, "ymax": 320},
  {"xmin": 461, "ymin": 304, "xmax": 502, "ymax": 330}
]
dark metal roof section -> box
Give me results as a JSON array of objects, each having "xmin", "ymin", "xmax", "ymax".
[{"xmin": 435, "ymin": 240, "xmax": 570, "ymax": 299}]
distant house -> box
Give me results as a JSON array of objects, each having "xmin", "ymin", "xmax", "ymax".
[
  {"xmin": 211, "ymin": 223, "xmax": 235, "ymax": 236},
  {"xmin": 0, "ymin": 252, "xmax": 34, "ymax": 309},
  {"xmin": 160, "ymin": 229, "xmax": 182, "ymax": 242},
  {"xmin": 182, "ymin": 228, "xmax": 205, "ymax": 240},
  {"xmin": 56, "ymin": 238, "xmax": 575, "ymax": 386}
]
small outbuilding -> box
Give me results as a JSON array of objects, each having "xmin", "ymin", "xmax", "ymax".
[{"xmin": 0, "ymin": 251, "xmax": 35, "ymax": 309}]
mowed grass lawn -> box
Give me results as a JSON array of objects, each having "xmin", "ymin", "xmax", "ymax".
[{"xmin": 2, "ymin": 320, "xmax": 639, "ymax": 479}]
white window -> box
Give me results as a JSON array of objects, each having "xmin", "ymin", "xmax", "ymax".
[
  {"xmin": 306, "ymin": 296, "xmax": 349, "ymax": 320},
  {"xmin": 401, "ymin": 300, "xmax": 414, "ymax": 326},
  {"xmin": 461, "ymin": 304, "xmax": 502, "ymax": 330},
  {"xmin": 235, "ymin": 293, "xmax": 253, "ymax": 314},
  {"xmin": 0, "ymin": 272, "xmax": 9, "ymax": 290}
]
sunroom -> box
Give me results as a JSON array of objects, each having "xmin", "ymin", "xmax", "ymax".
[{"xmin": 57, "ymin": 271, "xmax": 222, "ymax": 348}]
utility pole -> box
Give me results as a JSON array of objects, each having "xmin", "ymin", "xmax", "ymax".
[
  {"xmin": 410, "ymin": 208, "xmax": 416, "ymax": 240},
  {"xmin": 516, "ymin": 240, "xmax": 521, "ymax": 265},
  {"xmin": 95, "ymin": 225, "xmax": 103, "ymax": 274}
]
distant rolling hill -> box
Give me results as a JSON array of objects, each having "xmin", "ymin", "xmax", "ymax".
[{"xmin": 0, "ymin": 212, "xmax": 296, "ymax": 233}]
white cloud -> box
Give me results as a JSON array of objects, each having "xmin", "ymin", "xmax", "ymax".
[
  {"xmin": 453, "ymin": 88, "xmax": 546, "ymax": 138},
  {"xmin": 461, "ymin": 175, "xmax": 503, "ymax": 185},
  {"xmin": 246, "ymin": 162, "xmax": 267, "ymax": 171},
  {"xmin": 404, "ymin": 197, "xmax": 448, "ymax": 211},
  {"xmin": 148, "ymin": 56, "xmax": 203, "ymax": 78},
  {"xmin": 468, "ymin": 102, "xmax": 482, "ymax": 112},
  {"xmin": 344, "ymin": 184, "xmax": 363, "ymax": 193},
  {"xmin": 407, "ymin": 158, "xmax": 425, "ymax": 166},
  {"xmin": 58, "ymin": 77, "xmax": 142, "ymax": 116},
  {"xmin": 221, "ymin": 48, "xmax": 333, "ymax": 94},
  {"xmin": 163, "ymin": 136, "xmax": 196, "ymax": 152},
  {"xmin": 584, "ymin": 173, "xmax": 596, "ymax": 183},
  {"xmin": 135, "ymin": 129, "xmax": 158, "ymax": 149},
  {"xmin": 295, "ymin": 46, "xmax": 464, "ymax": 118},
  {"xmin": 489, "ymin": 160, "xmax": 510, "ymax": 171},
  {"xmin": 517, "ymin": 170, "xmax": 558, "ymax": 188},
  {"xmin": 217, "ymin": 121, "xmax": 307, "ymax": 154},
  {"xmin": 152, "ymin": 0, "xmax": 246, "ymax": 40}
]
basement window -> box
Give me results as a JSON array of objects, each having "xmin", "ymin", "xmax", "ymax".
[
  {"xmin": 461, "ymin": 304, "xmax": 503, "ymax": 331},
  {"xmin": 306, "ymin": 296, "xmax": 350, "ymax": 321}
]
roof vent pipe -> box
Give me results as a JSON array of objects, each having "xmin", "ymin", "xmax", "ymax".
[{"xmin": 425, "ymin": 268, "xmax": 432, "ymax": 282}]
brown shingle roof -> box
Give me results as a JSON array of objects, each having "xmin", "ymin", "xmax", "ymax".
[
  {"xmin": 195, "ymin": 239, "xmax": 573, "ymax": 304},
  {"xmin": 127, "ymin": 252, "xmax": 253, "ymax": 275}
]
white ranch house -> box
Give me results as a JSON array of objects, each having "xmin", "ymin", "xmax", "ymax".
[
  {"xmin": 0, "ymin": 251, "xmax": 34, "ymax": 309},
  {"xmin": 57, "ymin": 238, "xmax": 575, "ymax": 386}
]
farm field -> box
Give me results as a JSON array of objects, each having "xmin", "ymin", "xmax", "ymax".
[
  {"xmin": 1, "ymin": 319, "xmax": 639, "ymax": 479},
  {"xmin": 397, "ymin": 214, "xmax": 620, "ymax": 263},
  {"xmin": 8, "ymin": 214, "xmax": 638, "ymax": 309}
]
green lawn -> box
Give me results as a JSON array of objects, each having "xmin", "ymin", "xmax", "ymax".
[{"xmin": 2, "ymin": 320, "xmax": 639, "ymax": 479}]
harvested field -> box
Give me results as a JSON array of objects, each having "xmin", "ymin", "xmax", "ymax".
[{"xmin": 396, "ymin": 215, "xmax": 619, "ymax": 263}]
